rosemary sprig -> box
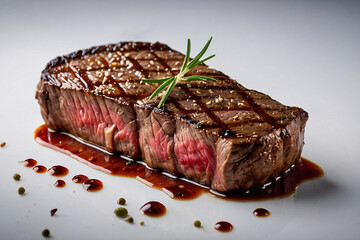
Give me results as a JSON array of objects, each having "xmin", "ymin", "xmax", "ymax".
[{"xmin": 142, "ymin": 37, "xmax": 217, "ymax": 108}]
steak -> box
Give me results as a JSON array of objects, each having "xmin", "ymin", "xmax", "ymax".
[{"xmin": 36, "ymin": 41, "xmax": 308, "ymax": 192}]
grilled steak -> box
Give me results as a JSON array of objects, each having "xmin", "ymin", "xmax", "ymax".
[{"xmin": 36, "ymin": 41, "xmax": 308, "ymax": 192}]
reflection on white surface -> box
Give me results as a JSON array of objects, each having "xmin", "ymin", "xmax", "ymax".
[{"xmin": 0, "ymin": 0, "xmax": 360, "ymax": 239}]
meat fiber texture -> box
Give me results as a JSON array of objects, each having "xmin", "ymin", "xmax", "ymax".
[{"xmin": 36, "ymin": 41, "xmax": 308, "ymax": 192}]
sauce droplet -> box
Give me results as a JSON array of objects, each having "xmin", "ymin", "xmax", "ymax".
[
  {"xmin": 48, "ymin": 165, "xmax": 69, "ymax": 177},
  {"xmin": 54, "ymin": 180, "xmax": 66, "ymax": 188},
  {"xmin": 72, "ymin": 174, "xmax": 89, "ymax": 184},
  {"xmin": 140, "ymin": 201, "xmax": 166, "ymax": 217},
  {"xmin": 253, "ymin": 208, "xmax": 270, "ymax": 217},
  {"xmin": 214, "ymin": 221, "xmax": 233, "ymax": 232},
  {"xmin": 50, "ymin": 208, "xmax": 58, "ymax": 216},
  {"xmin": 82, "ymin": 179, "xmax": 103, "ymax": 192},
  {"xmin": 32, "ymin": 165, "xmax": 47, "ymax": 173},
  {"xmin": 21, "ymin": 158, "xmax": 37, "ymax": 168}
]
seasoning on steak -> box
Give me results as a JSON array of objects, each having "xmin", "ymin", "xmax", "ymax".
[{"xmin": 36, "ymin": 41, "xmax": 308, "ymax": 192}]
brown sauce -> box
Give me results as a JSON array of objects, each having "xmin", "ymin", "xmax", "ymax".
[
  {"xmin": 50, "ymin": 208, "xmax": 58, "ymax": 216},
  {"xmin": 82, "ymin": 179, "xmax": 103, "ymax": 192},
  {"xmin": 35, "ymin": 125, "xmax": 324, "ymax": 201},
  {"xmin": 140, "ymin": 201, "xmax": 166, "ymax": 217},
  {"xmin": 72, "ymin": 174, "xmax": 89, "ymax": 184},
  {"xmin": 32, "ymin": 165, "xmax": 47, "ymax": 173},
  {"xmin": 21, "ymin": 158, "xmax": 37, "ymax": 168},
  {"xmin": 54, "ymin": 180, "xmax": 66, "ymax": 188},
  {"xmin": 214, "ymin": 221, "xmax": 233, "ymax": 232},
  {"xmin": 253, "ymin": 208, "xmax": 270, "ymax": 217},
  {"xmin": 48, "ymin": 165, "xmax": 69, "ymax": 177}
]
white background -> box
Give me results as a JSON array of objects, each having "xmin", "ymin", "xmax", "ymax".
[{"xmin": 0, "ymin": 0, "xmax": 359, "ymax": 239}]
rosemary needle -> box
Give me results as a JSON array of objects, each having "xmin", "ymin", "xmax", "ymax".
[{"xmin": 142, "ymin": 37, "xmax": 216, "ymax": 108}]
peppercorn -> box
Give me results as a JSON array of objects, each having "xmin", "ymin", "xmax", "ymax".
[
  {"xmin": 18, "ymin": 187, "xmax": 25, "ymax": 195},
  {"xmin": 42, "ymin": 229, "xmax": 50, "ymax": 238},
  {"xmin": 13, "ymin": 173, "xmax": 21, "ymax": 181},
  {"xmin": 194, "ymin": 220, "xmax": 201, "ymax": 228}
]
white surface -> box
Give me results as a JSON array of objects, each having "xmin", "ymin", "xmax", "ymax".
[{"xmin": 0, "ymin": 0, "xmax": 359, "ymax": 239}]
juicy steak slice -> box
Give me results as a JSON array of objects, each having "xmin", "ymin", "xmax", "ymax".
[{"xmin": 36, "ymin": 41, "xmax": 308, "ymax": 192}]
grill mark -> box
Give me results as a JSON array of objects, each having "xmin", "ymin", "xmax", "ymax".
[
  {"xmin": 123, "ymin": 55, "xmax": 147, "ymax": 78},
  {"xmin": 68, "ymin": 64, "xmax": 90, "ymax": 89},
  {"xmin": 116, "ymin": 54, "xmax": 146, "ymax": 104},
  {"xmin": 151, "ymin": 52, "xmax": 194, "ymax": 118},
  {"xmin": 72, "ymin": 68, "xmax": 132, "ymax": 100},
  {"xmin": 235, "ymin": 85, "xmax": 281, "ymax": 129},
  {"xmin": 84, "ymin": 61, "xmax": 180, "ymax": 73},
  {"xmin": 104, "ymin": 72, "xmax": 130, "ymax": 99},
  {"xmin": 223, "ymin": 119, "xmax": 265, "ymax": 126},
  {"xmin": 151, "ymin": 51, "xmax": 172, "ymax": 72},
  {"xmin": 180, "ymin": 85, "xmax": 234, "ymax": 135},
  {"xmin": 189, "ymin": 119, "xmax": 265, "ymax": 129},
  {"xmin": 183, "ymin": 74, "xmax": 234, "ymax": 83},
  {"xmin": 168, "ymin": 96, "xmax": 191, "ymax": 114}
]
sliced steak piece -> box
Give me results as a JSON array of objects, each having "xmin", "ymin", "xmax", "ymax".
[{"xmin": 36, "ymin": 41, "xmax": 308, "ymax": 192}]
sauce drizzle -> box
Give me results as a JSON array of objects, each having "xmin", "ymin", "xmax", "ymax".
[{"xmin": 34, "ymin": 125, "xmax": 324, "ymax": 201}]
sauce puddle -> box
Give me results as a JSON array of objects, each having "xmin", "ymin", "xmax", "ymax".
[{"xmin": 34, "ymin": 125, "xmax": 324, "ymax": 201}]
